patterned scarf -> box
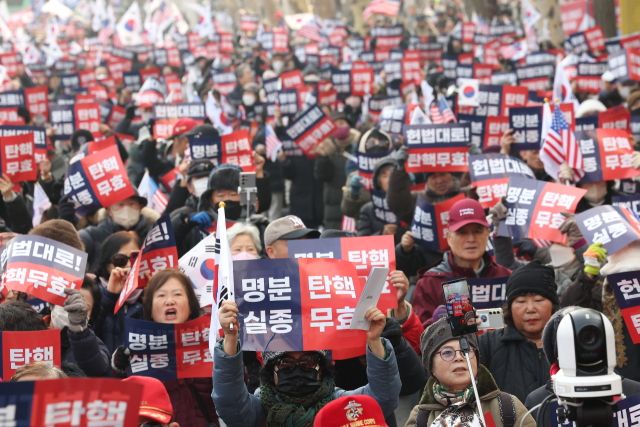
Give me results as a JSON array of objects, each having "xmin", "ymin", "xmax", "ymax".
[
  {"xmin": 432, "ymin": 379, "xmax": 483, "ymax": 427},
  {"xmin": 259, "ymin": 377, "xmax": 335, "ymax": 427},
  {"xmin": 432, "ymin": 379, "xmax": 477, "ymax": 406}
]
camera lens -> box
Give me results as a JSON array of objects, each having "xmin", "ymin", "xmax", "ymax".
[{"xmin": 578, "ymin": 325, "xmax": 603, "ymax": 350}]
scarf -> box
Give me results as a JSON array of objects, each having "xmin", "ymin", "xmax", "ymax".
[
  {"xmin": 432, "ymin": 380, "xmax": 477, "ymax": 406},
  {"xmin": 260, "ymin": 377, "xmax": 335, "ymax": 427},
  {"xmin": 431, "ymin": 380, "xmax": 483, "ymax": 427}
]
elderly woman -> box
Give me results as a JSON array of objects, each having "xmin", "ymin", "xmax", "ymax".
[
  {"xmin": 479, "ymin": 260, "xmax": 559, "ymax": 403},
  {"xmin": 213, "ymin": 300, "xmax": 401, "ymax": 427},
  {"xmin": 405, "ymin": 318, "xmax": 535, "ymax": 427},
  {"xmin": 227, "ymin": 222, "xmax": 262, "ymax": 260}
]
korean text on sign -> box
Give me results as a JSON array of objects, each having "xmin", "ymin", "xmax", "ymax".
[
  {"xmin": 576, "ymin": 205, "xmax": 640, "ymax": 256},
  {"xmin": 0, "ymin": 329, "xmax": 60, "ymax": 380},
  {"xmin": 608, "ymin": 271, "xmax": 640, "ymax": 344},
  {"xmin": 0, "ymin": 132, "xmax": 36, "ymax": 182}
]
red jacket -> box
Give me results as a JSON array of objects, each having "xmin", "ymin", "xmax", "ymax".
[
  {"xmin": 412, "ymin": 251, "xmax": 512, "ymax": 327},
  {"xmin": 387, "ymin": 302, "xmax": 424, "ymax": 355}
]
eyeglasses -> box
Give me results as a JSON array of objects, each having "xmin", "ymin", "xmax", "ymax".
[
  {"xmin": 436, "ymin": 347, "xmax": 476, "ymax": 362},
  {"xmin": 365, "ymin": 138, "xmax": 387, "ymax": 149},
  {"xmin": 275, "ymin": 354, "xmax": 320, "ymax": 373},
  {"xmin": 110, "ymin": 254, "xmax": 130, "ymax": 268}
]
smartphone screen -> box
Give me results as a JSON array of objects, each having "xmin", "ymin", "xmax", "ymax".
[{"xmin": 442, "ymin": 279, "xmax": 478, "ymax": 336}]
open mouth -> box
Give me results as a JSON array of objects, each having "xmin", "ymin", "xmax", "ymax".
[
  {"xmin": 165, "ymin": 308, "xmax": 177, "ymax": 320},
  {"xmin": 453, "ymin": 367, "xmax": 467, "ymax": 373}
]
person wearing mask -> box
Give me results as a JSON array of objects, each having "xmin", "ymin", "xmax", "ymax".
[
  {"xmin": 91, "ymin": 231, "xmax": 144, "ymax": 354},
  {"xmin": 112, "ymin": 270, "xmax": 218, "ymax": 426},
  {"xmin": 141, "ymin": 118, "xmax": 197, "ymax": 184},
  {"xmin": 242, "ymin": 82, "xmax": 260, "ymax": 119},
  {"xmin": 412, "ymin": 199, "xmax": 512, "ymax": 327},
  {"xmin": 263, "ymin": 215, "xmax": 321, "ymax": 259},
  {"xmin": 559, "ymin": 170, "xmax": 625, "ymax": 213},
  {"xmin": 479, "ymin": 261, "xmax": 560, "ymax": 403},
  {"xmin": 11, "ymin": 362, "xmax": 68, "ymax": 381},
  {"xmin": 78, "ymin": 192, "xmax": 151, "ymax": 266},
  {"xmin": 387, "ymin": 148, "xmax": 462, "ymax": 225},
  {"xmin": 227, "ymin": 63, "xmax": 256, "ymax": 114},
  {"xmin": 270, "ymin": 52, "xmax": 285, "ymax": 74},
  {"xmin": 228, "ymin": 222, "xmax": 263, "ymax": 260},
  {"xmin": 165, "ymin": 160, "xmax": 215, "ymax": 217},
  {"xmin": 500, "ymin": 130, "xmax": 553, "ymax": 182},
  {"xmin": 213, "ymin": 299, "xmax": 401, "ymax": 427},
  {"xmin": 314, "ymin": 112, "xmax": 361, "ymax": 230},
  {"xmin": 405, "ymin": 318, "xmax": 535, "ymax": 427},
  {"xmin": 599, "ymin": 71, "xmax": 624, "ymax": 109},
  {"xmin": 123, "ymin": 376, "xmax": 181, "ymax": 427},
  {"xmin": 172, "ymin": 161, "xmax": 270, "ymax": 257}
]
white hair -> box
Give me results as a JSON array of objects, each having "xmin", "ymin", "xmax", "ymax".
[{"xmin": 226, "ymin": 222, "xmax": 262, "ymax": 252}]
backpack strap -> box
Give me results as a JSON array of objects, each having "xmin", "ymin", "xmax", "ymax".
[
  {"xmin": 498, "ymin": 392, "xmax": 516, "ymax": 427},
  {"xmin": 416, "ymin": 408, "xmax": 432, "ymax": 427}
]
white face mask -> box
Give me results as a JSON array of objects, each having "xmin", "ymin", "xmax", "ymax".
[
  {"xmin": 51, "ymin": 305, "xmax": 70, "ymax": 330},
  {"xmin": 619, "ymin": 86, "xmax": 631, "ymax": 100},
  {"xmin": 272, "ymin": 60, "xmax": 284, "ymax": 73},
  {"xmin": 232, "ymin": 251, "xmax": 259, "ymax": 261},
  {"xmin": 141, "ymin": 111, "xmax": 153, "ymax": 123},
  {"xmin": 112, "ymin": 206, "xmax": 141, "ymax": 229},
  {"xmin": 548, "ymin": 244, "xmax": 575, "ymax": 268},
  {"xmin": 584, "ymin": 183, "xmax": 607, "ymax": 205},
  {"xmin": 192, "ymin": 177, "xmax": 209, "ymax": 198},
  {"xmin": 243, "ymin": 94, "xmax": 256, "ymax": 107}
]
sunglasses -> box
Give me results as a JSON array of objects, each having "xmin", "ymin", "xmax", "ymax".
[
  {"xmin": 110, "ymin": 254, "xmax": 130, "ymax": 268},
  {"xmin": 436, "ymin": 346, "xmax": 477, "ymax": 362},
  {"xmin": 275, "ymin": 354, "xmax": 320, "ymax": 373}
]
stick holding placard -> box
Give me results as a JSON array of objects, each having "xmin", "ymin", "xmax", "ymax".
[{"xmin": 350, "ymin": 267, "xmax": 390, "ymax": 330}]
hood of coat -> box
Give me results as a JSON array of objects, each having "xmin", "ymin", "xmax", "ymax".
[
  {"xmin": 372, "ymin": 157, "xmax": 396, "ymax": 191},
  {"xmin": 419, "ymin": 364, "xmax": 500, "ymax": 405},
  {"xmin": 600, "ymin": 240, "xmax": 640, "ymax": 277}
]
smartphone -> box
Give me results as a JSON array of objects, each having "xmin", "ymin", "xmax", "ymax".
[
  {"xmin": 476, "ymin": 308, "xmax": 505, "ymax": 330},
  {"xmin": 442, "ymin": 279, "xmax": 478, "ymax": 336},
  {"xmin": 238, "ymin": 172, "xmax": 257, "ymax": 207}
]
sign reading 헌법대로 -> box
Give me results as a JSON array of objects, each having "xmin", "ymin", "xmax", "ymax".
[{"xmin": 403, "ymin": 123, "xmax": 471, "ymax": 173}]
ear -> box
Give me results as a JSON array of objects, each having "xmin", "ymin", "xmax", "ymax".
[{"xmin": 266, "ymin": 245, "xmax": 275, "ymax": 259}]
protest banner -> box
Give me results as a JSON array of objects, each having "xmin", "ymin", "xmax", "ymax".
[
  {"xmin": 125, "ymin": 315, "xmax": 212, "ymax": 379},
  {"xmin": 108, "ymin": 105, "xmax": 126, "ymax": 129},
  {"xmin": 370, "ymin": 189, "xmax": 400, "ymax": 225},
  {"xmin": 123, "ymin": 71, "xmax": 142, "ymax": 91},
  {"xmin": 516, "ymin": 63, "xmax": 556, "ymax": 91},
  {"xmin": 576, "ymin": 62, "xmax": 608, "ymax": 93},
  {"xmin": 599, "ymin": 108, "xmax": 631, "ymax": 133},
  {"xmin": 576, "ymin": 129, "xmax": 639, "ymax": 183},
  {"xmin": 281, "ymin": 70, "xmax": 304, "ymax": 90},
  {"xmin": 188, "ymin": 129, "xmax": 256, "ymax": 172},
  {"xmin": 2, "ymin": 235, "xmax": 88, "ymax": 306},
  {"xmin": 483, "ymin": 116, "xmax": 510, "ymax": 148},
  {"xmin": 356, "ymin": 150, "xmax": 393, "ymax": 191},
  {"xmin": 403, "ymin": 123, "xmax": 471, "ymax": 173},
  {"xmin": 0, "ymin": 329, "xmax": 60, "ymax": 380},
  {"xmin": 458, "ymin": 114, "xmax": 485, "ymax": 147},
  {"xmin": 0, "ymin": 378, "xmax": 143, "ymax": 426},
  {"xmin": 63, "ymin": 145, "xmax": 134, "ymax": 216},
  {"xmin": 116, "ymin": 215, "xmax": 178, "ymax": 312},
  {"xmin": 498, "ymin": 177, "xmax": 587, "ymax": 245},
  {"xmin": 410, "ymin": 194, "xmax": 466, "ymax": 251},
  {"xmin": 576, "ymin": 205, "xmax": 640, "ymax": 255},
  {"xmin": 367, "ymin": 96, "xmax": 403, "ymax": 123},
  {"xmin": 560, "ymin": 0, "xmax": 593, "ymax": 36},
  {"xmin": 24, "ymin": 86, "xmax": 49, "ymax": 120},
  {"xmin": 0, "ymin": 109, "xmax": 25, "ymax": 125},
  {"xmin": 508, "ymin": 106, "xmax": 543, "ymax": 150},
  {"xmin": 608, "ymin": 271, "xmax": 640, "ymax": 344},
  {"xmin": 613, "ymin": 194, "xmax": 640, "ymax": 217},
  {"xmin": 49, "ymin": 104, "xmax": 75, "ymax": 140},
  {"xmin": 446, "ymin": 277, "xmax": 509, "ymax": 310},
  {"xmin": 234, "ymin": 258, "xmax": 366, "ymax": 352},
  {"xmin": 469, "ymin": 154, "xmax": 535, "ymax": 208},
  {"xmin": 0, "ymin": 132, "xmax": 36, "ymax": 182},
  {"xmin": 288, "ymin": 235, "xmax": 397, "ymax": 310},
  {"xmin": 277, "ymin": 88, "xmax": 299, "ymax": 117},
  {"xmin": 74, "ymin": 102, "xmax": 101, "ymax": 135},
  {"xmin": 240, "ymin": 14, "xmax": 259, "ymax": 32},
  {"xmin": 211, "ymin": 70, "xmax": 237, "ymax": 96},
  {"xmin": 0, "ymin": 125, "xmax": 46, "ymax": 164},
  {"xmin": 284, "ymin": 106, "xmax": 336, "ymax": 157},
  {"xmin": 379, "ymin": 104, "xmax": 418, "ymax": 137},
  {"xmin": 351, "ymin": 67, "xmax": 374, "ymax": 96},
  {"xmin": 0, "ymin": 91, "xmax": 25, "ymax": 108},
  {"xmin": 608, "ymin": 48, "xmax": 640, "ymax": 83},
  {"xmin": 612, "ymin": 390, "xmax": 640, "ymax": 427}
]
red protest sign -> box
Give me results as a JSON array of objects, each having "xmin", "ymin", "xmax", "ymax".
[
  {"xmin": 87, "ymin": 136, "xmax": 116, "ymax": 155},
  {"xmin": 160, "ymin": 167, "xmax": 179, "ymax": 192},
  {"xmin": 0, "ymin": 108, "xmax": 25, "ymax": 125},
  {"xmin": 1, "ymin": 133, "xmax": 36, "ymax": 182},
  {"xmin": 205, "ymin": 42, "xmax": 219, "ymax": 59},
  {"xmin": 107, "ymin": 59, "xmax": 132, "ymax": 82},
  {"xmin": 462, "ymin": 23, "xmax": 476, "ymax": 43},
  {"xmin": 473, "ymin": 177, "xmax": 509, "ymax": 209},
  {"xmin": 165, "ymin": 74, "xmax": 183, "ymax": 102},
  {"xmin": 285, "ymin": 106, "xmax": 337, "ymax": 157},
  {"xmin": 2, "ymin": 329, "xmax": 61, "ymax": 380},
  {"xmin": 0, "ymin": 53, "xmax": 23, "ymax": 77},
  {"xmin": 81, "ymin": 144, "xmax": 135, "ymax": 208},
  {"xmin": 433, "ymin": 193, "xmax": 466, "ymax": 251},
  {"xmin": 597, "ymin": 129, "xmax": 639, "ymax": 181},
  {"xmin": 221, "ymin": 130, "xmax": 256, "ymax": 172},
  {"xmin": 74, "ymin": 102, "xmax": 101, "ymax": 134},
  {"xmin": 175, "ymin": 315, "xmax": 213, "ymax": 378},
  {"xmin": 406, "ymin": 147, "xmax": 470, "ymax": 173},
  {"xmin": 599, "ymin": 108, "xmax": 631, "ymax": 133},
  {"xmin": 24, "ymin": 86, "xmax": 49, "ymax": 119},
  {"xmin": 116, "ymin": 254, "xmax": 141, "ymax": 313},
  {"xmin": 584, "ymin": 25, "xmax": 605, "ymax": 53},
  {"xmin": 188, "ymin": 32, "xmax": 201, "ymax": 51},
  {"xmin": 78, "ymin": 69, "xmax": 96, "ymax": 88},
  {"xmin": 167, "ymin": 47, "xmax": 181, "ymax": 67},
  {"xmin": 75, "ymin": 94, "xmax": 95, "ymax": 104},
  {"xmin": 351, "ymin": 67, "xmax": 374, "ymax": 96},
  {"xmin": 274, "ymin": 29, "xmax": 289, "ymax": 52},
  {"xmin": 484, "ymin": 116, "xmax": 510, "ymax": 148},
  {"xmin": 88, "ymin": 84, "xmax": 108, "ymax": 102},
  {"xmin": 402, "ymin": 58, "xmax": 422, "ymax": 85},
  {"xmin": 529, "ymin": 183, "xmax": 586, "ymax": 244},
  {"xmin": 140, "ymin": 67, "xmax": 160, "ymax": 83},
  {"xmin": 474, "ymin": 64, "xmax": 493, "ymax": 84},
  {"xmin": 281, "ymin": 70, "xmax": 304, "ymax": 89},
  {"xmin": 318, "ymin": 89, "xmax": 338, "ymax": 111},
  {"xmin": 219, "ymin": 32, "xmax": 234, "ymax": 52},
  {"xmin": 501, "ymin": 86, "xmax": 528, "ymax": 115},
  {"xmin": 560, "ymin": 0, "xmax": 593, "ymax": 36},
  {"xmin": 107, "ymin": 105, "xmax": 126, "ymax": 129}
]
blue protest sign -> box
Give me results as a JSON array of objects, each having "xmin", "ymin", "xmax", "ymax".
[
  {"xmin": 277, "ymin": 89, "xmax": 299, "ymax": 117},
  {"xmin": 49, "ymin": 104, "xmax": 75, "ymax": 141},
  {"xmin": 469, "ymin": 154, "xmax": 535, "ymax": 183},
  {"xmin": 613, "ymin": 194, "xmax": 640, "ymax": 218},
  {"xmin": 371, "ymin": 189, "xmax": 399, "ymax": 225},
  {"xmin": 575, "ymin": 205, "xmax": 640, "ymax": 255},
  {"xmin": 613, "ymin": 392, "xmax": 640, "ymax": 427},
  {"xmin": 411, "ymin": 195, "xmax": 438, "ymax": 251},
  {"xmin": 508, "ymin": 106, "xmax": 543, "ymax": 151},
  {"xmin": 0, "ymin": 91, "xmax": 25, "ymax": 108},
  {"xmin": 458, "ymin": 114, "xmax": 485, "ymax": 147}
]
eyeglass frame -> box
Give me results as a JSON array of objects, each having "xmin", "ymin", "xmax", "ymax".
[
  {"xmin": 274, "ymin": 354, "xmax": 320, "ymax": 373},
  {"xmin": 435, "ymin": 346, "xmax": 478, "ymax": 362}
]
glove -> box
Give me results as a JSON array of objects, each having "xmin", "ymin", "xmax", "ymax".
[
  {"xmin": 633, "ymin": 151, "xmax": 640, "ymax": 170},
  {"xmin": 394, "ymin": 146, "xmax": 409, "ymax": 171},
  {"xmin": 488, "ymin": 197, "xmax": 508, "ymax": 230},
  {"xmin": 189, "ymin": 212, "xmax": 213, "ymax": 229},
  {"xmin": 57, "ymin": 195, "xmax": 77, "ymax": 225},
  {"xmin": 380, "ymin": 317, "xmax": 403, "ymax": 348},
  {"xmin": 111, "ymin": 345, "xmax": 131, "ymax": 374},
  {"xmin": 63, "ymin": 288, "xmax": 89, "ymax": 333},
  {"xmin": 514, "ymin": 239, "xmax": 538, "ymax": 258},
  {"xmin": 558, "ymin": 163, "xmax": 574, "ymax": 182},
  {"xmin": 584, "ymin": 242, "xmax": 607, "ymax": 276},
  {"xmin": 468, "ymin": 142, "xmax": 482, "ymax": 156},
  {"xmin": 559, "ymin": 211, "xmax": 584, "ymax": 247},
  {"xmin": 349, "ymin": 175, "xmax": 363, "ymax": 196},
  {"xmin": 125, "ymin": 105, "xmax": 136, "ymax": 121}
]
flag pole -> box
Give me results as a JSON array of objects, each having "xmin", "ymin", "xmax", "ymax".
[{"xmin": 218, "ymin": 201, "xmax": 233, "ymax": 330}]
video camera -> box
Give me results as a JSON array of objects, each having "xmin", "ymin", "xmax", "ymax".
[{"xmin": 547, "ymin": 308, "xmax": 622, "ymax": 427}]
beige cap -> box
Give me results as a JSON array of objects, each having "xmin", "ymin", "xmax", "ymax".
[{"xmin": 264, "ymin": 216, "xmax": 320, "ymax": 247}]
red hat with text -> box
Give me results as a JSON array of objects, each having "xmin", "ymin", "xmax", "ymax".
[
  {"xmin": 447, "ymin": 198, "xmax": 489, "ymax": 232},
  {"xmin": 313, "ymin": 395, "xmax": 388, "ymax": 427},
  {"xmin": 171, "ymin": 118, "xmax": 198, "ymax": 138},
  {"xmin": 122, "ymin": 376, "xmax": 173, "ymax": 423}
]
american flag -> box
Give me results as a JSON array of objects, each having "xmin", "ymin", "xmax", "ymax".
[
  {"xmin": 430, "ymin": 94, "xmax": 456, "ymax": 124},
  {"xmin": 342, "ymin": 216, "xmax": 356, "ymax": 233},
  {"xmin": 541, "ymin": 104, "xmax": 585, "ymax": 182},
  {"xmin": 152, "ymin": 2, "xmax": 172, "ymax": 26},
  {"xmin": 362, "ymin": 0, "xmax": 400, "ymax": 21},
  {"xmin": 297, "ymin": 18, "xmax": 326, "ymax": 43},
  {"xmin": 98, "ymin": 21, "xmax": 114, "ymax": 44},
  {"xmin": 265, "ymin": 124, "xmax": 282, "ymax": 162}
]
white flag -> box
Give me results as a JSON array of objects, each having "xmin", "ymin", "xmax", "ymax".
[
  {"xmin": 115, "ymin": 2, "xmax": 143, "ymax": 46},
  {"xmin": 421, "ymin": 80, "xmax": 434, "ymax": 114},
  {"xmin": 211, "ymin": 203, "xmax": 234, "ymax": 343},
  {"xmin": 206, "ymin": 90, "xmax": 233, "ymax": 135},
  {"xmin": 410, "ymin": 107, "xmax": 432, "ymax": 125},
  {"xmin": 178, "ymin": 232, "xmax": 217, "ymax": 308},
  {"xmin": 33, "ymin": 183, "xmax": 51, "ymax": 227}
]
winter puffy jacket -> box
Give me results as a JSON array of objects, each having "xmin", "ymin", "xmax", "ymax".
[
  {"xmin": 60, "ymin": 326, "xmax": 111, "ymax": 377},
  {"xmin": 212, "ymin": 338, "xmax": 401, "ymax": 427},
  {"xmin": 281, "ymin": 156, "xmax": 324, "ymax": 229},
  {"xmin": 93, "ymin": 285, "xmax": 144, "ymax": 355},
  {"xmin": 478, "ymin": 325, "xmax": 550, "ymax": 403},
  {"xmin": 413, "ymin": 251, "xmax": 512, "ymax": 327},
  {"xmin": 164, "ymin": 378, "xmax": 219, "ymax": 427}
]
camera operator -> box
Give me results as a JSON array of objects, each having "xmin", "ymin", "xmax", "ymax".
[{"xmin": 524, "ymin": 307, "xmax": 640, "ymax": 427}]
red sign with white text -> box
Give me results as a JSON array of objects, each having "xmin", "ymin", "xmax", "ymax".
[
  {"xmin": 2, "ymin": 329, "xmax": 61, "ymax": 380},
  {"xmin": 1, "ymin": 132, "xmax": 36, "ymax": 182}
]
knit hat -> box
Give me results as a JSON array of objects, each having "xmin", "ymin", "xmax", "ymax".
[
  {"xmin": 29, "ymin": 219, "xmax": 84, "ymax": 252},
  {"xmin": 330, "ymin": 111, "xmax": 353, "ymax": 127},
  {"xmin": 541, "ymin": 306, "xmax": 581, "ymax": 365},
  {"xmin": 314, "ymin": 395, "xmax": 388, "ymax": 427},
  {"xmin": 208, "ymin": 164, "xmax": 241, "ymax": 191},
  {"xmin": 419, "ymin": 317, "xmax": 478, "ymax": 374},
  {"xmin": 262, "ymin": 350, "xmax": 327, "ymax": 365},
  {"xmin": 505, "ymin": 259, "xmax": 558, "ymax": 305},
  {"xmin": 432, "ymin": 305, "xmax": 448, "ymax": 323},
  {"xmin": 70, "ymin": 129, "xmax": 94, "ymax": 152}
]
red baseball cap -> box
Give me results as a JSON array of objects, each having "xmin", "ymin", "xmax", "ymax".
[
  {"xmin": 122, "ymin": 376, "xmax": 173, "ymax": 423},
  {"xmin": 171, "ymin": 118, "xmax": 198, "ymax": 139},
  {"xmin": 447, "ymin": 198, "xmax": 489, "ymax": 232},
  {"xmin": 313, "ymin": 395, "xmax": 388, "ymax": 427}
]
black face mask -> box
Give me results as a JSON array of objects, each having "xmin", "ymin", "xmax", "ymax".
[
  {"xmin": 275, "ymin": 366, "xmax": 322, "ymax": 397},
  {"xmin": 216, "ymin": 200, "xmax": 243, "ymax": 221},
  {"xmin": 631, "ymin": 108, "xmax": 640, "ymax": 117}
]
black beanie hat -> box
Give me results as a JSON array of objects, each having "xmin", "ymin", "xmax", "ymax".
[
  {"xmin": 506, "ymin": 259, "xmax": 559, "ymax": 305},
  {"xmin": 71, "ymin": 129, "xmax": 94, "ymax": 152},
  {"xmin": 208, "ymin": 165, "xmax": 240, "ymax": 191}
]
